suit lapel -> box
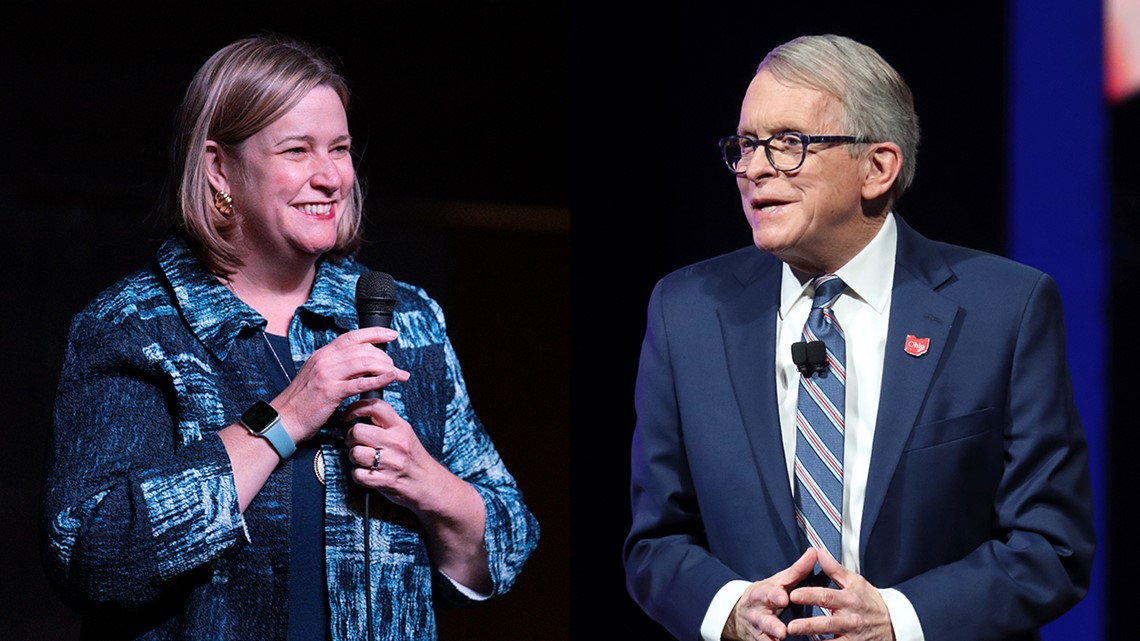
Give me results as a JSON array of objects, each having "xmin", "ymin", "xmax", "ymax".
[
  {"xmin": 717, "ymin": 254, "xmax": 803, "ymax": 555},
  {"xmin": 859, "ymin": 218, "xmax": 960, "ymax": 560}
]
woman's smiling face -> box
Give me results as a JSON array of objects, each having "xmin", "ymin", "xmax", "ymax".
[{"xmin": 220, "ymin": 84, "xmax": 355, "ymax": 265}]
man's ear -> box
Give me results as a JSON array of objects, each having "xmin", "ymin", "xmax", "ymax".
[
  {"xmin": 204, "ymin": 140, "xmax": 230, "ymax": 193},
  {"xmin": 861, "ymin": 141, "xmax": 902, "ymax": 201}
]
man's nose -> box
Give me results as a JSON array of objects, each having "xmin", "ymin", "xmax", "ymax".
[{"xmin": 742, "ymin": 151, "xmax": 776, "ymax": 182}]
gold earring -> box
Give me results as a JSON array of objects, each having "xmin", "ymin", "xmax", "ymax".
[{"xmin": 213, "ymin": 190, "xmax": 234, "ymax": 217}]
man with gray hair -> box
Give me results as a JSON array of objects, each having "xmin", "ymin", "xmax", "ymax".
[{"xmin": 624, "ymin": 34, "xmax": 1094, "ymax": 641}]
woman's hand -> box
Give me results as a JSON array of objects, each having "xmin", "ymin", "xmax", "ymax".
[
  {"xmin": 343, "ymin": 398, "xmax": 492, "ymax": 591},
  {"xmin": 220, "ymin": 327, "xmax": 408, "ymax": 513},
  {"xmin": 342, "ymin": 399, "xmax": 450, "ymax": 508},
  {"xmin": 274, "ymin": 327, "xmax": 410, "ymax": 444}
]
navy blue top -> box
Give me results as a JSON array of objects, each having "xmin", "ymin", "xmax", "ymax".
[{"xmin": 262, "ymin": 332, "xmax": 332, "ymax": 641}]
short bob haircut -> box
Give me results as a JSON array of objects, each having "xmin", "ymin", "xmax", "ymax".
[
  {"xmin": 758, "ymin": 34, "xmax": 921, "ymax": 208},
  {"xmin": 169, "ymin": 34, "xmax": 364, "ymax": 276}
]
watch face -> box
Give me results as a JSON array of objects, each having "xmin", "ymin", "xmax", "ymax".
[{"xmin": 241, "ymin": 400, "xmax": 279, "ymax": 434}]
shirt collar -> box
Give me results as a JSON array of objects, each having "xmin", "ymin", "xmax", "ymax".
[
  {"xmin": 779, "ymin": 212, "xmax": 898, "ymax": 317},
  {"xmin": 156, "ymin": 235, "xmax": 361, "ymax": 360}
]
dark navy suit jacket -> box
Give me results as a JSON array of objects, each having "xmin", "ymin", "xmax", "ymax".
[{"xmin": 624, "ymin": 217, "xmax": 1095, "ymax": 641}]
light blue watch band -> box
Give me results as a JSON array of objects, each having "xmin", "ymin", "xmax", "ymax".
[{"xmin": 259, "ymin": 416, "xmax": 297, "ymax": 460}]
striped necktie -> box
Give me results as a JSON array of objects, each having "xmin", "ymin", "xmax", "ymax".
[{"xmin": 793, "ymin": 274, "xmax": 846, "ymax": 636}]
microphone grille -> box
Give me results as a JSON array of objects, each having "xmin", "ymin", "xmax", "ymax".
[
  {"xmin": 356, "ymin": 271, "xmax": 396, "ymax": 314},
  {"xmin": 806, "ymin": 341, "xmax": 828, "ymax": 370},
  {"xmin": 790, "ymin": 341, "xmax": 808, "ymax": 367}
]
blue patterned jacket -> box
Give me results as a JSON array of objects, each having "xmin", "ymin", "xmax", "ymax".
[{"xmin": 40, "ymin": 235, "xmax": 539, "ymax": 639}]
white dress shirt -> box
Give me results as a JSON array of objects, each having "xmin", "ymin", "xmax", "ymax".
[{"xmin": 700, "ymin": 214, "xmax": 924, "ymax": 641}]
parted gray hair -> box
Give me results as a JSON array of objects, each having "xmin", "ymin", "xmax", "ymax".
[{"xmin": 758, "ymin": 34, "xmax": 920, "ymax": 204}]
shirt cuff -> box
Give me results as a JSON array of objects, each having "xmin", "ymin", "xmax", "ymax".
[
  {"xmin": 700, "ymin": 580, "xmax": 752, "ymax": 641},
  {"xmin": 879, "ymin": 587, "xmax": 925, "ymax": 641},
  {"xmin": 439, "ymin": 569, "xmax": 491, "ymax": 602}
]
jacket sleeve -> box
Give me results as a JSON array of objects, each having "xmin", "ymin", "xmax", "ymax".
[
  {"xmin": 40, "ymin": 311, "xmax": 247, "ymax": 609},
  {"xmin": 623, "ymin": 279, "xmax": 744, "ymax": 639}
]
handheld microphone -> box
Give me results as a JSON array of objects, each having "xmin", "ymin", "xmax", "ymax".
[
  {"xmin": 355, "ymin": 271, "xmax": 397, "ymax": 400},
  {"xmin": 353, "ymin": 270, "xmax": 396, "ymax": 641},
  {"xmin": 791, "ymin": 340, "xmax": 829, "ymax": 375}
]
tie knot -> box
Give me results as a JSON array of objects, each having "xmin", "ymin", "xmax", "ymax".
[{"xmin": 811, "ymin": 274, "xmax": 845, "ymax": 310}]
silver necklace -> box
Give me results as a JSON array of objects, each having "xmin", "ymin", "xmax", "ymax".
[
  {"xmin": 221, "ymin": 277, "xmax": 292, "ymax": 381},
  {"xmin": 261, "ymin": 331, "xmax": 326, "ymax": 486},
  {"xmin": 261, "ymin": 332, "xmax": 293, "ymax": 382}
]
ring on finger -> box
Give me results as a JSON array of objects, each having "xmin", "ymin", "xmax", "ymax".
[{"xmin": 370, "ymin": 447, "xmax": 382, "ymax": 472}]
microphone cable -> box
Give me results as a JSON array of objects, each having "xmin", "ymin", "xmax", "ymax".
[{"xmin": 354, "ymin": 271, "xmax": 397, "ymax": 641}]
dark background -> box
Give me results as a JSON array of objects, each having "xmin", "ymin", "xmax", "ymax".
[
  {"xmin": 1108, "ymin": 39, "xmax": 1139, "ymax": 641},
  {"xmin": 1, "ymin": 0, "xmax": 1128, "ymax": 639}
]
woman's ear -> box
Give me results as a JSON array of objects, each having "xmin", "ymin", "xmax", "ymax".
[
  {"xmin": 204, "ymin": 140, "xmax": 230, "ymax": 193},
  {"xmin": 861, "ymin": 141, "xmax": 902, "ymax": 201}
]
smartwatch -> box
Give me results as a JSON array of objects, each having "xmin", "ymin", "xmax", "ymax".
[{"xmin": 240, "ymin": 400, "xmax": 296, "ymax": 459}]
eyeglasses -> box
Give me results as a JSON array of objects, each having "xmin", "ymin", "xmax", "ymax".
[{"xmin": 717, "ymin": 132, "xmax": 876, "ymax": 174}]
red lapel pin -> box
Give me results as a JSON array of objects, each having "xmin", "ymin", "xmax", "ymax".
[{"xmin": 904, "ymin": 334, "xmax": 930, "ymax": 357}]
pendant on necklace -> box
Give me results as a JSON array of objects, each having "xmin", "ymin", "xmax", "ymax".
[{"xmin": 314, "ymin": 449, "xmax": 326, "ymax": 486}]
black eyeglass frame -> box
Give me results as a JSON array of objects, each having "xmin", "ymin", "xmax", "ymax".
[{"xmin": 717, "ymin": 132, "xmax": 877, "ymax": 174}]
